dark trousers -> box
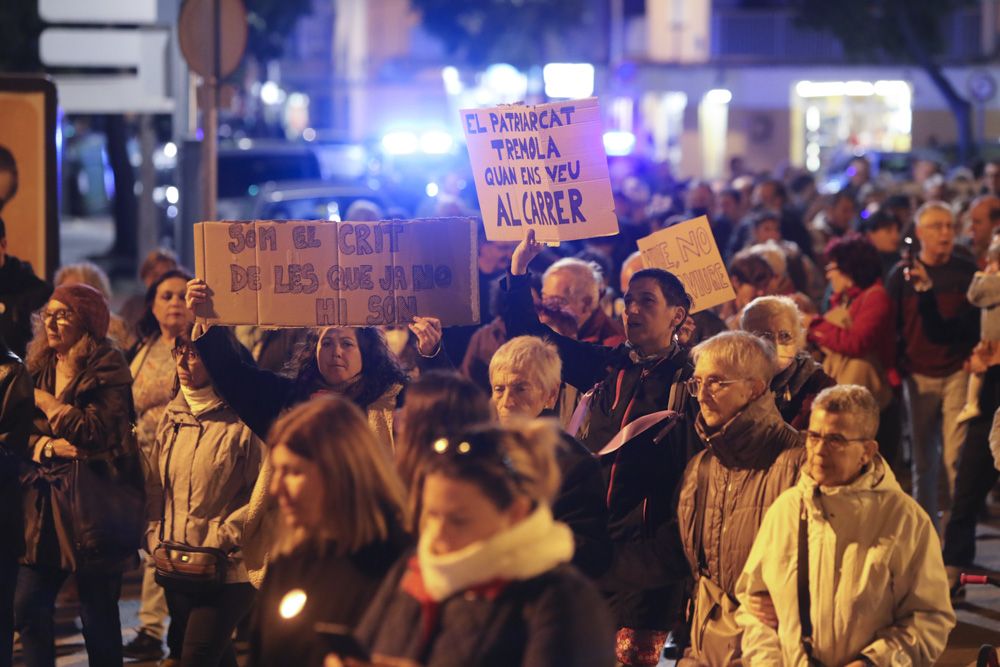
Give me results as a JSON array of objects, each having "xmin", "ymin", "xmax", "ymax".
[
  {"xmin": 14, "ymin": 564, "xmax": 123, "ymax": 667},
  {"xmin": 944, "ymin": 367, "xmax": 1000, "ymax": 566},
  {"xmin": 165, "ymin": 582, "xmax": 255, "ymax": 667},
  {"xmin": 0, "ymin": 556, "xmax": 17, "ymax": 667}
]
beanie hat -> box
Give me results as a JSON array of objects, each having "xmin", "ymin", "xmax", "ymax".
[{"xmin": 51, "ymin": 283, "xmax": 110, "ymax": 340}]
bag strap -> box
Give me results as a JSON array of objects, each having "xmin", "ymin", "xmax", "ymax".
[
  {"xmin": 692, "ymin": 450, "xmax": 713, "ymax": 576},
  {"xmin": 798, "ymin": 495, "xmax": 816, "ymax": 663},
  {"xmin": 158, "ymin": 424, "xmax": 180, "ymax": 544}
]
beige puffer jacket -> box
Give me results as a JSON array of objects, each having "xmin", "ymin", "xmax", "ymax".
[
  {"xmin": 149, "ymin": 389, "xmax": 264, "ymax": 583},
  {"xmin": 736, "ymin": 456, "xmax": 955, "ymax": 666}
]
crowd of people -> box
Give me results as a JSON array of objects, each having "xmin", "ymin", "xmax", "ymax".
[{"xmin": 0, "ymin": 155, "xmax": 999, "ymax": 667}]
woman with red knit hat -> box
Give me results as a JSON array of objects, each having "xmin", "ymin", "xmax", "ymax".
[{"xmin": 16, "ymin": 283, "xmax": 144, "ymax": 667}]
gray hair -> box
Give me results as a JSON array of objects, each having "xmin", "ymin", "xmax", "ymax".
[
  {"xmin": 543, "ymin": 257, "xmax": 602, "ymax": 307},
  {"xmin": 489, "ymin": 335, "xmax": 562, "ymax": 395},
  {"xmin": 739, "ymin": 295, "xmax": 806, "ymax": 349},
  {"xmin": 691, "ymin": 330, "xmax": 778, "ymax": 386},
  {"xmin": 812, "ymin": 384, "xmax": 880, "ymax": 439},
  {"xmin": 915, "ymin": 199, "xmax": 954, "ymax": 226},
  {"xmin": 54, "ymin": 262, "xmax": 113, "ymax": 300}
]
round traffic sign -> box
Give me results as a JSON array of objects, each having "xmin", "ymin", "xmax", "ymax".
[{"xmin": 178, "ymin": 0, "xmax": 248, "ymax": 80}]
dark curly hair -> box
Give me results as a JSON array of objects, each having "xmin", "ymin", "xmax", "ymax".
[
  {"xmin": 284, "ymin": 326, "xmax": 408, "ymax": 409},
  {"xmin": 825, "ymin": 234, "xmax": 882, "ymax": 289}
]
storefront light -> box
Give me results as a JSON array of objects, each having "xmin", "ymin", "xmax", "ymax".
[
  {"xmin": 603, "ymin": 130, "xmax": 636, "ymax": 156},
  {"xmin": 543, "ymin": 63, "xmax": 595, "ymax": 99},
  {"xmin": 704, "ymin": 88, "xmax": 732, "ymax": 105}
]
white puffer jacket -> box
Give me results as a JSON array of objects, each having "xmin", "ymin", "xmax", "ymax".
[{"xmin": 736, "ymin": 455, "xmax": 955, "ymax": 666}]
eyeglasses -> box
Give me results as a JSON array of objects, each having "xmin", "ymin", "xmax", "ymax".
[
  {"xmin": 685, "ymin": 376, "xmax": 744, "ymax": 396},
  {"xmin": 41, "ymin": 309, "xmax": 73, "ymax": 325},
  {"xmin": 804, "ymin": 431, "xmax": 869, "ymax": 451},
  {"xmin": 752, "ymin": 330, "xmax": 796, "ymax": 346},
  {"xmin": 431, "ymin": 434, "xmax": 524, "ymax": 485},
  {"xmin": 171, "ymin": 341, "xmax": 197, "ymax": 361}
]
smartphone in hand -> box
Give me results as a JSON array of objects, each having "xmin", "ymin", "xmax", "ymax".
[{"xmin": 315, "ymin": 623, "xmax": 371, "ymax": 663}]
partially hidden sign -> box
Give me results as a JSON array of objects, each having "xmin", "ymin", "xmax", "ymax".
[
  {"xmin": 193, "ymin": 218, "xmax": 479, "ymax": 327},
  {"xmin": 637, "ymin": 216, "xmax": 736, "ymax": 313},
  {"xmin": 462, "ymin": 96, "xmax": 618, "ymax": 243}
]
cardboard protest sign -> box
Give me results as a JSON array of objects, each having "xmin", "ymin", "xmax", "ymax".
[
  {"xmin": 637, "ymin": 216, "xmax": 736, "ymax": 313},
  {"xmin": 193, "ymin": 218, "xmax": 479, "ymax": 327},
  {"xmin": 461, "ymin": 96, "xmax": 618, "ymax": 243}
]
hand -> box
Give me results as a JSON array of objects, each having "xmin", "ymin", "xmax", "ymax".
[
  {"xmin": 325, "ymin": 655, "xmax": 419, "ymax": 667},
  {"xmin": 186, "ymin": 278, "xmax": 209, "ymax": 312},
  {"xmin": 746, "ymin": 592, "xmax": 778, "ymax": 629},
  {"xmin": 50, "ymin": 438, "xmax": 80, "ymax": 459},
  {"xmin": 409, "ymin": 316, "xmax": 443, "ymax": 357},
  {"xmin": 904, "ymin": 260, "xmax": 932, "ymax": 292},
  {"xmin": 510, "ymin": 229, "xmax": 544, "ymax": 276},
  {"xmin": 33, "ymin": 388, "xmax": 57, "ymax": 412}
]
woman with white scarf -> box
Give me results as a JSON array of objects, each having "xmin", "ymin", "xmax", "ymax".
[{"xmin": 350, "ymin": 422, "xmax": 616, "ymax": 667}]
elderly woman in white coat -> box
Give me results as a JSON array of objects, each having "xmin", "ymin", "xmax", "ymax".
[{"xmin": 736, "ymin": 385, "xmax": 955, "ymax": 666}]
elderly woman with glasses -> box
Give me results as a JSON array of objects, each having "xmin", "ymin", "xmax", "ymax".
[
  {"xmin": 740, "ymin": 295, "xmax": 834, "ymax": 429},
  {"xmin": 18, "ymin": 284, "xmax": 143, "ymax": 667},
  {"xmin": 351, "ymin": 422, "xmax": 615, "ymax": 667},
  {"xmin": 488, "ymin": 336, "xmax": 612, "ymax": 578},
  {"xmin": 674, "ymin": 331, "xmax": 804, "ymax": 665}
]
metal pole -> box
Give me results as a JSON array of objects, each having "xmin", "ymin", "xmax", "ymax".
[{"xmin": 203, "ymin": 0, "xmax": 220, "ymax": 221}]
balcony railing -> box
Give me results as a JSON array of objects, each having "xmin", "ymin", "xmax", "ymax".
[{"xmin": 709, "ymin": 7, "xmax": 983, "ymax": 63}]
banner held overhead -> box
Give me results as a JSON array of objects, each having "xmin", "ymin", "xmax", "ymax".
[
  {"xmin": 193, "ymin": 218, "xmax": 480, "ymax": 327},
  {"xmin": 637, "ymin": 215, "xmax": 736, "ymax": 313},
  {"xmin": 462, "ymin": 96, "xmax": 618, "ymax": 243}
]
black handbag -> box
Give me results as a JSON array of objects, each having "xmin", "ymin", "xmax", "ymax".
[
  {"xmin": 44, "ymin": 452, "xmax": 145, "ymax": 572},
  {"xmin": 152, "ymin": 431, "xmax": 227, "ymax": 595}
]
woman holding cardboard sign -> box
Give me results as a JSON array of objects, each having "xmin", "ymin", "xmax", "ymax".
[{"xmin": 185, "ymin": 278, "xmax": 440, "ymax": 449}]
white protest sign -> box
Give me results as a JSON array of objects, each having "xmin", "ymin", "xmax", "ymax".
[
  {"xmin": 193, "ymin": 218, "xmax": 480, "ymax": 327},
  {"xmin": 461, "ymin": 97, "xmax": 618, "ymax": 243},
  {"xmin": 637, "ymin": 215, "xmax": 736, "ymax": 313}
]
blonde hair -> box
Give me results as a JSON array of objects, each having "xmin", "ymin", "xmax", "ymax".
[
  {"xmin": 268, "ymin": 395, "xmax": 408, "ymax": 554},
  {"xmin": 691, "ymin": 330, "xmax": 778, "ymax": 386},
  {"xmin": 424, "ymin": 419, "xmax": 562, "ymax": 509},
  {"xmin": 489, "ymin": 336, "xmax": 562, "ymax": 396},
  {"xmin": 55, "ymin": 262, "xmax": 113, "ymax": 300},
  {"xmin": 739, "ymin": 295, "xmax": 806, "ymax": 348}
]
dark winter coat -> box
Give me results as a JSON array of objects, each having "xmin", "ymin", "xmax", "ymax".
[
  {"xmin": 23, "ymin": 339, "xmax": 142, "ymax": 571},
  {"xmin": 552, "ymin": 428, "xmax": 612, "ymax": 578},
  {"xmin": 0, "ymin": 255, "xmax": 52, "ymax": 359},
  {"xmin": 0, "ymin": 347, "xmax": 33, "ymax": 560},
  {"xmin": 770, "ymin": 351, "xmax": 836, "ymax": 430},
  {"xmin": 250, "ymin": 535, "xmax": 408, "ymax": 667},
  {"xmin": 355, "ymin": 556, "xmax": 616, "ymax": 667}
]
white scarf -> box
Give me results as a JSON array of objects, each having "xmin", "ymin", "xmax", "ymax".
[
  {"xmin": 416, "ymin": 505, "xmax": 574, "ymax": 602},
  {"xmin": 180, "ymin": 384, "xmax": 222, "ymax": 417}
]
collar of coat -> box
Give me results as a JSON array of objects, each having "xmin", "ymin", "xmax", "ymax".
[
  {"xmin": 37, "ymin": 339, "xmax": 132, "ymax": 398},
  {"xmin": 695, "ymin": 392, "xmax": 803, "ymax": 470},
  {"xmin": 797, "ymin": 453, "xmax": 899, "ymax": 507},
  {"xmin": 771, "ymin": 351, "xmax": 823, "ymax": 398}
]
